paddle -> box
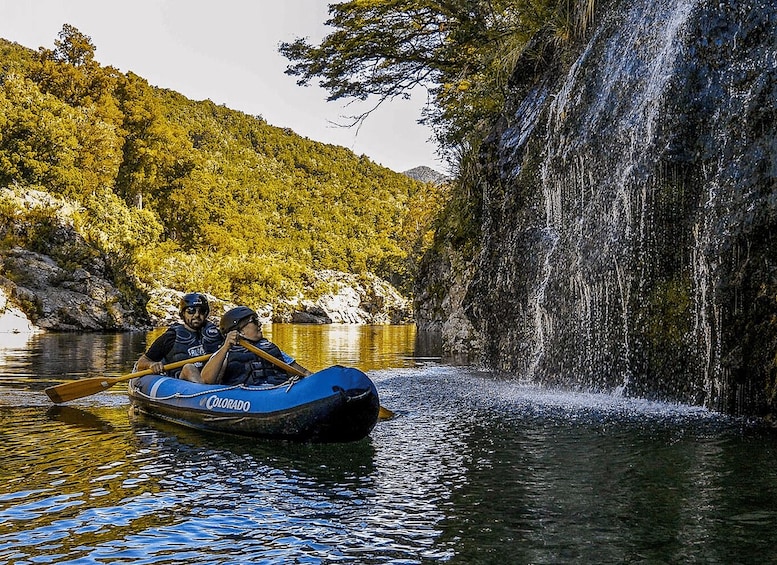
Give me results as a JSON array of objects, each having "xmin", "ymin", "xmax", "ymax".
[
  {"xmin": 237, "ymin": 337, "xmax": 305, "ymax": 377},
  {"xmin": 237, "ymin": 338, "xmax": 395, "ymax": 419},
  {"xmin": 44, "ymin": 353, "xmax": 213, "ymax": 404},
  {"xmin": 378, "ymin": 405, "xmax": 396, "ymax": 419}
]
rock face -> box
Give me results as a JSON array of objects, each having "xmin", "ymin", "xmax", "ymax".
[
  {"xmin": 0, "ymin": 246, "xmax": 412, "ymax": 332},
  {"xmin": 2, "ymin": 259, "xmax": 412, "ymax": 332},
  {"xmin": 417, "ymin": 0, "xmax": 777, "ymax": 416},
  {"xmin": 279, "ymin": 270, "xmax": 413, "ymax": 325},
  {"xmin": 1, "ymin": 247, "xmax": 146, "ymax": 331},
  {"xmin": 1, "ymin": 188, "xmax": 413, "ymax": 332},
  {"xmin": 0, "ymin": 187, "xmax": 149, "ymax": 332},
  {"xmin": 140, "ymin": 273, "xmax": 412, "ymax": 328},
  {"xmin": 414, "ymin": 247, "xmax": 478, "ymax": 355}
]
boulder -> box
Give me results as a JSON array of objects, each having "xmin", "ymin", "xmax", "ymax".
[
  {"xmin": 278, "ymin": 270, "xmax": 413, "ymax": 325},
  {"xmin": 0, "ymin": 247, "xmax": 142, "ymax": 331}
]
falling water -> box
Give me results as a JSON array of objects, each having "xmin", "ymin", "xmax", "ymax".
[
  {"xmin": 534, "ymin": 0, "xmax": 701, "ymax": 389},
  {"xmin": 462, "ymin": 0, "xmax": 777, "ymax": 413}
]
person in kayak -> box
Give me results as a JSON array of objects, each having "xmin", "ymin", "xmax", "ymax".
[
  {"xmin": 201, "ymin": 306, "xmax": 311, "ymax": 386},
  {"xmin": 135, "ymin": 292, "xmax": 224, "ymax": 382}
]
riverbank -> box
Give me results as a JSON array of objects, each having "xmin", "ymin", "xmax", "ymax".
[{"xmin": 0, "ymin": 255, "xmax": 413, "ymax": 332}]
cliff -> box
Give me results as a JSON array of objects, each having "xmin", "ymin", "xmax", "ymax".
[
  {"xmin": 416, "ymin": 0, "xmax": 777, "ymax": 416},
  {"xmin": 403, "ymin": 166, "xmax": 450, "ymax": 185}
]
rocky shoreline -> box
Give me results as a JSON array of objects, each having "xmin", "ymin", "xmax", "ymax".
[
  {"xmin": 0, "ymin": 249, "xmax": 413, "ymax": 333},
  {"xmin": 0, "ymin": 186, "xmax": 413, "ymax": 334}
]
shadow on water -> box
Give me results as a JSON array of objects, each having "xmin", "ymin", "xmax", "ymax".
[
  {"xmin": 40, "ymin": 396, "xmax": 380, "ymax": 486},
  {"xmin": 45, "ymin": 404, "xmax": 116, "ymax": 432},
  {"xmin": 127, "ymin": 407, "xmax": 378, "ymax": 481}
]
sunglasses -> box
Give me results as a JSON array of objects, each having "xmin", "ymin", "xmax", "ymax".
[
  {"xmin": 184, "ymin": 306, "xmax": 208, "ymax": 315},
  {"xmin": 238, "ymin": 315, "xmax": 259, "ymax": 331}
]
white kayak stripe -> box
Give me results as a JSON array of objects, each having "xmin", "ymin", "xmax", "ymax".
[{"xmin": 149, "ymin": 376, "xmax": 172, "ymax": 398}]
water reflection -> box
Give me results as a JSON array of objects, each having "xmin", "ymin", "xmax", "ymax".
[
  {"xmin": 0, "ymin": 324, "xmax": 437, "ymax": 392},
  {"xmin": 265, "ymin": 323, "xmax": 439, "ymax": 372},
  {"xmin": 1, "ymin": 331, "xmax": 148, "ymax": 392},
  {"xmin": 46, "ymin": 405, "xmax": 116, "ymax": 432},
  {"xmin": 2, "ymin": 330, "xmax": 777, "ymax": 563}
]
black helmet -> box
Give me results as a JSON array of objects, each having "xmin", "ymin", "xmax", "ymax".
[
  {"xmin": 220, "ymin": 306, "xmax": 257, "ymax": 334},
  {"xmin": 179, "ymin": 293, "xmax": 210, "ymax": 317}
]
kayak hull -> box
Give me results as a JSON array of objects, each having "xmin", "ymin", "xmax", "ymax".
[{"xmin": 127, "ymin": 365, "xmax": 380, "ymax": 442}]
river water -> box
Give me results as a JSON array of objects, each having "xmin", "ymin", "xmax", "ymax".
[{"xmin": 1, "ymin": 325, "xmax": 776, "ymax": 564}]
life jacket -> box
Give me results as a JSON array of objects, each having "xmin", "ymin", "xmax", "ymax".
[
  {"xmin": 222, "ymin": 338, "xmax": 289, "ymax": 386},
  {"xmin": 163, "ymin": 321, "xmax": 223, "ymax": 376}
]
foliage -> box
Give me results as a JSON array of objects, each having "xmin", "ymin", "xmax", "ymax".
[
  {"xmin": 281, "ymin": 0, "xmax": 596, "ymax": 162},
  {"xmin": 1, "ymin": 0, "xmax": 594, "ymax": 312},
  {"xmin": 280, "ymin": 0, "xmax": 596, "ymax": 251},
  {"xmin": 0, "ymin": 27, "xmax": 439, "ymax": 311}
]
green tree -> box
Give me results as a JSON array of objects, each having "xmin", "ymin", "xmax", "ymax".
[
  {"xmin": 52, "ymin": 23, "xmax": 97, "ymax": 66},
  {"xmin": 0, "ymin": 28, "xmax": 442, "ymax": 308},
  {"xmin": 31, "ymin": 25, "xmax": 125, "ymax": 193},
  {"xmin": 0, "ymin": 73, "xmax": 82, "ymax": 193},
  {"xmin": 280, "ymin": 0, "xmax": 596, "ymax": 162},
  {"xmin": 115, "ymin": 72, "xmax": 200, "ymax": 237},
  {"xmin": 280, "ymin": 1, "xmax": 515, "ymax": 158},
  {"xmin": 33, "ymin": 24, "xmax": 123, "ymax": 115}
]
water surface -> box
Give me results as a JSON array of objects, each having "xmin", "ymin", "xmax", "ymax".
[{"xmin": 1, "ymin": 326, "xmax": 776, "ymax": 563}]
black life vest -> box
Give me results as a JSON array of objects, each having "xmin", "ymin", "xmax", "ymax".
[
  {"xmin": 164, "ymin": 321, "xmax": 223, "ymax": 376},
  {"xmin": 222, "ymin": 338, "xmax": 288, "ymax": 386}
]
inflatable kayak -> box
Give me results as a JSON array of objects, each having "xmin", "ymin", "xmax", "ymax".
[{"xmin": 127, "ymin": 365, "xmax": 380, "ymax": 442}]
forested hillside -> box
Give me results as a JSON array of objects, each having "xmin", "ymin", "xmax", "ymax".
[{"xmin": 0, "ymin": 26, "xmax": 445, "ymax": 312}]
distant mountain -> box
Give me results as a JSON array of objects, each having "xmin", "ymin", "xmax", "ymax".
[{"xmin": 403, "ymin": 166, "xmax": 450, "ymax": 185}]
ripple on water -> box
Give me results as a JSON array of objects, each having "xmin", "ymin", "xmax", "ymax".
[{"xmin": 1, "ymin": 363, "xmax": 776, "ymax": 564}]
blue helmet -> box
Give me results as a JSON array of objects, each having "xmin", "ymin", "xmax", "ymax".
[{"xmin": 179, "ymin": 293, "xmax": 210, "ymax": 317}]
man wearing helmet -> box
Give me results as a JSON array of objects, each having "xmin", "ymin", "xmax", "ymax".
[
  {"xmin": 135, "ymin": 293, "xmax": 224, "ymax": 382},
  {"xmin": 201, "ymin": 306, "xmax": 311, "ymax": 386}
]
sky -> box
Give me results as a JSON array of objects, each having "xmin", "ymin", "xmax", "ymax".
[{"xmin": 0, "ymin": 0, "xmax": 446, "ymax": 174}]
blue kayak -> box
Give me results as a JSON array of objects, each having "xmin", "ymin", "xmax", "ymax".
[{"xmin": 127, "ymin": 365, "xmax": 380, "ymax": 442}]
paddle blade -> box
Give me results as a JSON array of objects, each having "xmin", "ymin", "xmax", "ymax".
[
  {"xmin": 378, "ymin": 405, "xmax": 396, "ymax": 420},
  {"xmin": 44, "ymin": 353, "xmax": 213, "ymax": 404},
  {"xmin": 45, "ymin": 376, "xmax": 122, "ymax": 403}
]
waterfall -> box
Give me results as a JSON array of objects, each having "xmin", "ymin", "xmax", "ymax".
[
  {"xmin": 530, "ymin": 0, "xmax": 701, "ymax": 390},
  {"xmin": 452, "ymin": 0, "xmax": 777, "ymax": 413}
]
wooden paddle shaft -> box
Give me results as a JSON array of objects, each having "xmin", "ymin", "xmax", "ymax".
[
  {"xmin": 237, "ymin": 338, "xmax": 305, "ymax": 376},
  {"xmin": 44, "ymin": 353, "xmax": 213, "ymax": 403},
  {"xmin": 125, "ymin": 353, "xmax": 213, "ymax": 380},
  {"xmin": 236, "ymin": 338, "xmax": 395, "ymax": 419}
]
